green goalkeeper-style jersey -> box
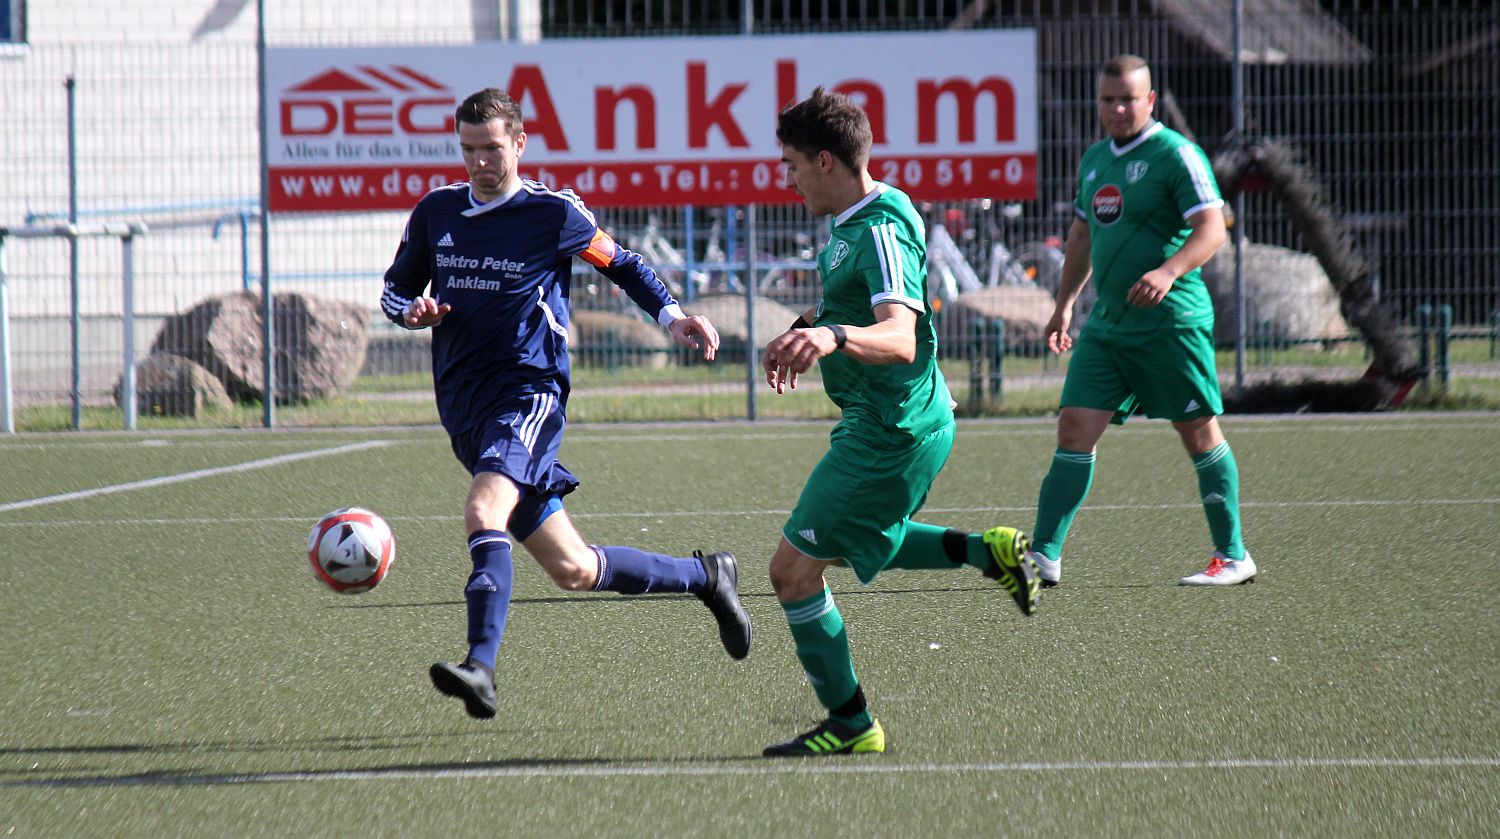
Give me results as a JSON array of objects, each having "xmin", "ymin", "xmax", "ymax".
[
  {"xmin": 813, "ymin": 183, "xmax": 953, "ymax": 444},
  {"xmin": 1074, "ymin": 121, "xmax": 1224, "ymax": 333}
]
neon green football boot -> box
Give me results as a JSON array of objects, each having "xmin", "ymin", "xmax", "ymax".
[
  {"xmin": 763, "ymin": 718, "xmax": 886, "ymax": 757},
  {"xmin": 981, "ymin": 526, "xmax": 1040, "ymax": 616}
]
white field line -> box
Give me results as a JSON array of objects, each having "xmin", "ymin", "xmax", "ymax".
[
  {"xmin": 0, "ymin": 441, "xmax": 392, "ymax": 514},
  {"xmin": 0, "ymin": 496, "xmax": 1496, "ymax": 528},
  {"xmin": 3, "ymin": 755, "xmax": 1496, "ymax": 789},
  {"xmin": 2, "ymin": 417, "xmax": 1498, "ymax": 451},
  {"xmin": 0, "ymin": 438, "xmax": 405, "ymax": 451}
]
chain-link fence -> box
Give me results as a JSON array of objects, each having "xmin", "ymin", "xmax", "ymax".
[{"xmin": 2, "ymin": 0, "xmax": 1495, "ymax": 430}]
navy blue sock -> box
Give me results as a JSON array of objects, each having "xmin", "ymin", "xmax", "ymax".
[
  {"xmin": 592, "ymin": 545, "xmax": 708, "ymax": 594},
  {"xmin": 464, "ymin": 530, "xmax": 514, "ymax": 670}
]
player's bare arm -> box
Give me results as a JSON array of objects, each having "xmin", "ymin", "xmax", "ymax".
[
  {"xmin": 763, "ymin": 303, "xmax": 917, "ymax": 394},
  {"xmin": 404, "ymin": 296, "xmax": 453, "ymax": 328},
  {"xmin": 668, "ymin": 314, "xmax": 721, "ymax": 362},
  {"xmin": 1127, "ymin": 206, "xmax": 1227, "ymax": 308},
  {"xmin": 1046, "ymin": 218, "xmax": 1094, "ymax": 354}
]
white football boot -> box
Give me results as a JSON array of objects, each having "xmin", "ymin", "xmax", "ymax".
[
  {"xmin": 1178, "ymin": 551, "xmax": 1257, "ymax": 586},
  {"xmin": 1028, "ymin": 550, "xmax": 1061, "ymax": 588}
]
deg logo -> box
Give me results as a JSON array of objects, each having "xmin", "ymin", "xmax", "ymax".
[
  {"xmin": 1092, "ymin": 184, "xmax": 1124, "ymax": 226},
  {"xmin": 280, "ymin": 66, "xmax": 455, "ymax": 137}
]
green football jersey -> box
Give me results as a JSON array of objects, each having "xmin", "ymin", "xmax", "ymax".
[
  {"xmin": 1073, "ymin": 121, "xmax": 1223, "ymax": 333},
  {"xmin": 813, "ymin": 184, "xmax": 953, "ymax": 443}
]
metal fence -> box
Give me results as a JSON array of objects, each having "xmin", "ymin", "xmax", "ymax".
[{"xmin": 1, "ymin": 0, "xmax": 1495, "ymax": 430}]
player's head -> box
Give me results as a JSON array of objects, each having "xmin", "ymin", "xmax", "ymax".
[
  {"xmin": 1097, "ymin": 54, "xmax": 1156, "ymax": 142},
  {"xmin": 455, "ymin": 88, "xmax": 527, "ymax": 202},
  {"xmin": 777, "ymin": 87, "xmax": 871, "ymax": 175},
  {"xmin": 456, "ymin": 88, "xmax": 524, "ymax": 138},
  {"xmin": 776, "ymin": 87, "xmax": 873, "ymax": 215}
]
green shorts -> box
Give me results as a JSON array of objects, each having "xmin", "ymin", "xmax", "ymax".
[
  {"xmin": 782, "ymin": 421, "xmax": 954, "ymax": 584},
  {"xmin": 1061, "ymin": 325, "xmax": 1223, "ymax": 423}
]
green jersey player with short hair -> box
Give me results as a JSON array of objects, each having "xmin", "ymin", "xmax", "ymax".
[
  {"xmin": 758, "ymin": 87, "xmax": 1040, "ymax": 758},
  {"xmin": 811, "ymin": 187, "xmax": 951, "ymax": 443},
  {"xmin": 1029, "ymin": 54, "xmax": 1255, "ymax": 588},
  {"xmin": 1071, "ymin": 120, "xmax": 1220, "ymax": 335}
]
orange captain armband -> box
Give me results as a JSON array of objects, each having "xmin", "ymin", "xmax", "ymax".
[{"xmin": 581, "ymin": 229, "xmax": 617, "ymax": 268}]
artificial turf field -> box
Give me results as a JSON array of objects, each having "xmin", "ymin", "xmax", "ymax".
[{"xmin": 1, "ymin": 413, "xmax": 1496, "ymax": 837}]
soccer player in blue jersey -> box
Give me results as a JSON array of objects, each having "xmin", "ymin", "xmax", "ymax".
[
  {"xmin": 380, "ymin": 88, "xmax": 750, "ymax": 720},
  {"xmin": 1028, "ymin": 55, "xmax": 1253, "ymax": 587},
  {"xmin": 757, "ymin": 88, "xmax": 1039, "ymax": 757}
]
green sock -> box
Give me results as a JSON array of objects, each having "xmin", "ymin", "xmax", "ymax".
[
  {"xmin": 1032, "ymin": 447, "xmax": 1096, "ymax": 560},
  {"xmin": 887, "ymin": 521, "xmax": 975, "ymax": 571},
  {"xmin": 1194, "ymin": 441, "xmax": 1245, "ymax": 559},
  {"xmin": 781, "ymin": 587, "xmax": 870, "ymax": 728}
]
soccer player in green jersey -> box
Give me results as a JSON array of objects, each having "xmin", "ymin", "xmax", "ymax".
[
  {"xmin": 758, "ymin": 87, "xmax": 1040, "ymax": 758},
  {"xmin": 1028, "ymin": 54, "xmax": 1255, "ymax": 587}
]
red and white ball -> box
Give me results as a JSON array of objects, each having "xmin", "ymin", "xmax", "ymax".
[{"xmin": 307, "ymin": 508, "xmax": 395, "ymax": 594}]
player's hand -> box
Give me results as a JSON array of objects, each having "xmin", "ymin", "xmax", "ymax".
[
  {"xmin": 1127, "ymin": 269, "xmax": 1175, "ymax": 308},
  {"xmin": 404, "ymin": 297, "xmax": 452, "ymax": 327},
  {"xmin": 669, "ymin": 314, "xmax": 720, "ymax": 362},
  {"xmin": 763, "ymin": 327, "xmax": 835, "ymax": 394},
  {"xmin": 1044, "ymin": 308, "xmax": 1074, "ymax": 354}
]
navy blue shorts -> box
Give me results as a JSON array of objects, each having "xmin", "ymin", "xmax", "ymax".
[{"xmin": 450, "ymin": 390, "xmax": 579, "ymax": 540}]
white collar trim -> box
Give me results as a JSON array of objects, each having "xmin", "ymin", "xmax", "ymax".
[
  {"xmin": 1110, "ymin": 121, "xmax": 1163, "ymax": 156},
  {"xmin": 834, "ymin": 183, "xmax": 886, "ymax": 227},
  {"xmin": 462, "ymin": 180, "xmax": 524, "ymax": 216}
]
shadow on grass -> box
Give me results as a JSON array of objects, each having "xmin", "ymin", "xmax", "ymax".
[
  {"xmin": 0, "ymin": 750, "xmax": 765, "ymax": 789},
  {"xmin": 347, "ymin": 584, "xmax": 1037, "ymax": 610},
  {"xmin": 0, "ymin": 730, "xmax": 478, "ymax": 760}
]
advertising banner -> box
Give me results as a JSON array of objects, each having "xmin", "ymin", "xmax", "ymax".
[{"xmin": 266, "ymin": 31, "xmax": 1036, "ymax": 211}]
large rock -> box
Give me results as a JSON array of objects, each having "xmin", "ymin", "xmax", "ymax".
[
  {"xmin": 361, "ymin": 325, "xmax": 431, "ymax": 377},
  {"xmin": 677, "ymin": 293, "xmax": 803, "ymax": 359},
  {"xmin": 940, "ymin": 285, "xmax": 1059, "ymax": 355},
  {"xmin": 151, "ymin": 291, "xmax": 369, "ymax": 403},
  {"xmin": 113, "ymin": 352, "xmax": 232, "ymax": 417},
  {"xmin": 570, "ymin": 309, "xmax": 671, "ymax": 369},
  {"xmin": 1202, "ymin": 241, "xmax": 1350, "ymax": 344},
  {"xmin": 272, "ymin": 292, "xmax": 370, "ymax": 401}
]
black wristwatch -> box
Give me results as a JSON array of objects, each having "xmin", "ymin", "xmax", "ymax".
[{"xmin": 824, "ymin": 323, "xmax": 847, "ymax": 349}]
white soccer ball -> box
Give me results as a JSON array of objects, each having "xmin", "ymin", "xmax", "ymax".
[{"xmin": 307, "ymin": 507, "xmax": 396, "ymax": 594}]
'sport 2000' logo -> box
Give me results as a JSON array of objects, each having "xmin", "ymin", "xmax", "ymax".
[{"xmin": 1092, "ymin": 184, "xmax": 1123, "ymax": 226}]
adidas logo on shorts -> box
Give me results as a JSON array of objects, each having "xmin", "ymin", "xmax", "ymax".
[{"xmin": 798, "ymin": 528, "xmax": 818, "ymax": 545}]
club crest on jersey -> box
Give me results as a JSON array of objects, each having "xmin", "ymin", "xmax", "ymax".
[
  {"xmin": 1092, "ymin": 184, "xmax": 1124, "ymax": 226},
  {"xmin": 828, "ymin": 240, "xmax": 850, "ymax": 269},
  {"xmin": 1126, "ymin": 161, "xmax": 1149, "ymax": 183}
]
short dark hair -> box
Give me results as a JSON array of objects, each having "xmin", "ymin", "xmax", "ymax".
[
  {"xmin": 455, "ymin": 88, "xmax": 524, "ymax": 136},
  {"xmin": 1101, "ymin": 54, "xmax": 1152, "ymax": 85},
  {"xmin": 775, "ymin": 86, "xmax": 872, "ymax": 175}
]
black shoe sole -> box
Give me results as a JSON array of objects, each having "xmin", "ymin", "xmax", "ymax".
[
  {"xmin": 1013, "ymin": 555, "xmax": 1040, "ymax": 616},
  {"xmin": 429, "ymin": 663, "xmax": 497, "ymax": 720},
  {"xmin": 1041, "ymin": 579, "xmax": 1060, "ymax": 589},
  {"xmin": 701, "ymin": 552, "xmax": 751, "ymax": 660}
]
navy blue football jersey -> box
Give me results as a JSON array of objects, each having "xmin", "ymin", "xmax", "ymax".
[{"xmin": 380, "ymin": 180, "xmax": 683, "ymax": 436}]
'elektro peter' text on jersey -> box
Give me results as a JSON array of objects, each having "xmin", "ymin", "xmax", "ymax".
[
  {"xmin": 380, "ymin": 180, "xmax": 683, "ymax": 435},
  {"xmin": 813, "ymin": 184, "xmax": 952, "ymax": 442},
  {"xmin": 1073, "ymin": 120, "xmax": 1224, "ymax": 333}
]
